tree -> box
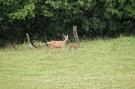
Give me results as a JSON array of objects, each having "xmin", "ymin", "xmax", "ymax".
[{"xmin": 0, "ymin": 0, "xmax": 135, "ymax": 47}]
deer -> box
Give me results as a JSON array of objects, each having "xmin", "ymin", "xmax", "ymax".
[
  {"xmin": 47, "ymin": 35, "xmax": 68, "ymax": 48},
  {"xmin": 69, "ymin": 43, "xmax": 79, "ymax": 49}
]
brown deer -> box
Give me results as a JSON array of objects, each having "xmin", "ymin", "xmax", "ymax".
[
  {"xmin": 69, "ymin": 43, "xmax": 79, "ymax": 49},
  {"xmin": 47, "ymin": 35, "xmax": 68, "ymax": 48}
]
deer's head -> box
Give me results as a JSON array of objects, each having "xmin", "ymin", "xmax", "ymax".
[{"xmin": 63, "ymin": 35, "xmax": 68, "ymax": 41}]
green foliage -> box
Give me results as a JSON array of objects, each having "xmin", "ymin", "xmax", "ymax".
[
  {"xmin": 8, "ymin": 2, "xmax": 35, "ymax": 20},
  {"xmin": 0, "ymin": 0, "xmax": 135, "ymax": 44}
]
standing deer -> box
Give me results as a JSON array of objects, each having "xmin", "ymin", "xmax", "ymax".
[{"xmin": 47, "ymin": 35, "xmax": 68, "ymax": 48}]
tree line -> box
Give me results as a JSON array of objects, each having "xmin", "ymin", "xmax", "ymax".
[{"xmin": 0, "ymin": 0, "xmax": 135, "ymax": 46}]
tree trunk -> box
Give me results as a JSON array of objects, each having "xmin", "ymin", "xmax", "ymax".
[
  {"xmin": 73, "ymin": 26, "xmax": 79, "ymax": 43},
  {"xmin": 26, "ymin": 32, "xmax": 36, "ymax": 48}
]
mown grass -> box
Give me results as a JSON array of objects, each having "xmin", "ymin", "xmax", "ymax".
[{"xmin": 0, "ymin": 37, "xmax": 135, "ymax": 89}]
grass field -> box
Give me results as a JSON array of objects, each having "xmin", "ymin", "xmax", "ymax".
[{"xmin": 0, "ymin": 37, "xmax": 135, "ymax": 89}]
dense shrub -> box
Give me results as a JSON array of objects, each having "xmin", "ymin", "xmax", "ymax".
[{"xmin": 0, "ymin": 0, "xmax": 134, "ymax": 45}]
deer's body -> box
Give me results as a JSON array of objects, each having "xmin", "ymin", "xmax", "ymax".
[
  {"xmin": 69, "ymin": 43, "xmax": 78, "ymax": 49},
  {"xmin": 47, "ymin": 35, "xmax": 68, "ymax": 48}
]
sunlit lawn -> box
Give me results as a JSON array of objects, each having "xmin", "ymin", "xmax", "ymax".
[{"xmin": 0, "ymin": 37, "xmax": 135, "ymax": 89}]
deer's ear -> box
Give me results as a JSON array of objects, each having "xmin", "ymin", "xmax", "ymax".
[{"xmin": 67, "ymin": 35, "xmax": 68, "ymax": 38}]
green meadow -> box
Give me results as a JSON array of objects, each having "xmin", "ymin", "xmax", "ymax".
[{"xmin": 0, "ymin": 37, "xmax": 135, "ymax": 89}]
